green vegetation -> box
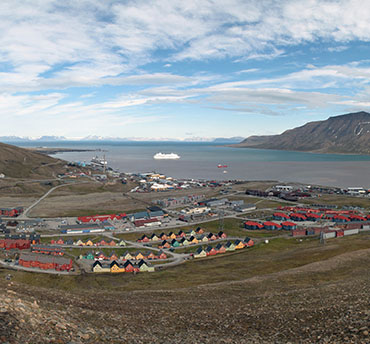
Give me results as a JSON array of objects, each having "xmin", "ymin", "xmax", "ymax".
[
  {"xmin": 301, "ymin": 194, "xmax": 370, "ymax": 209},
  {"xmin": 6, "ymin": 232, "xmax": 370, "ymax": 292}
]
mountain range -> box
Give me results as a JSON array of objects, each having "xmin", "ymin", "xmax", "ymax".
[
  {"xmin": 235, "ymin": 111, "xmax": 370, "ymax": 155},
  {"xmin": 0, "ymin": 136, "xmax": 244, "ymax": 143}
]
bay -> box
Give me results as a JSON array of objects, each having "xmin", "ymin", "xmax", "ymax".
[{"xmin": 14, "ymin": 141, "xmax": 370, "ymax": 188}]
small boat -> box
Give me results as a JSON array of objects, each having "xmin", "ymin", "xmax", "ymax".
[
  {"xmin": 153, "ymin": 152, "xmax": 180, "ymax": 160},
  {"xmin": 217, "ymin": 164, "xmax": 228, "ymax": 168},
  {"xmin": 223, "ymin": 170, "xmax": 228, "ymax": 174},
  {"xmin": 91, "ymin": 155, "xmax": 107, "ymax": 166}
]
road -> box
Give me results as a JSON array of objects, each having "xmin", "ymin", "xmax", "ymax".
[{"xmin": 17, "ymin": 180, "xmax": 97, "ymax": 220}]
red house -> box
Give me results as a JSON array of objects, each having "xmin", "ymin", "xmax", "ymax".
[
  {"xmin": 157, "ymin": 251, "xmax": 167, "ymax": 259},
  {"xmin": 206, "ymin": 246, "xmax": 217, "ymax": 256},
  {"xmin": 19, "ymin": 252, "xmax": 73, "ymax": 271}
]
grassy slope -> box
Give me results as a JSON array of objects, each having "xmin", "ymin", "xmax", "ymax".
[
  {"xmin": 0, "ymin": 142, "xmax": 61, "ymax": 178},
  {"xmin": 5, "ymin": 232, "xmax": 370, "ymax": 293}
]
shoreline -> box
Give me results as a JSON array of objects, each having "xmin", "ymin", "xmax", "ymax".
[
  {"xmin": 28, "ymin": 147, "xmax": 101, "ymax": 155},
  {"xmin": 227, "ymin": 144, "xmax": 370, "ymax": 156}
]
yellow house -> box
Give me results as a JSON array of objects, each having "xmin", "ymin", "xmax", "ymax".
[
  {"xmin": 85, "ymin": 239, "xmax": 94, "ymax": 246},
  {"xmin": 235, "ymin": 240, "xmax": 245, "ymax": 250},
  {"xmin": 135, "ymin": 252, "xmax": 145, "ymax": 260},
  {"xmin": 75, "ymin": 239, "xmax": 84, "ymax": 246},
  {"xmin": 119, "ymin": 240, "xmax": 126, "ymax": 246},
  {"xmin": 110, "ymin": 262, "xmax": 125, "ymax": 273},
  {"xmin": 189, "ymin": 237, "xmax": 199, "ymax": 244},
  {"xmin": 169, "ymin": 233, "xmax": 176, "ymax": 239}
]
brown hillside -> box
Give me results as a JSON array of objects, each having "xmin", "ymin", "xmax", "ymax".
[
  {"xmin": 237, "ymin": 111, "xmax": 370, "ymax": 154},
  {"xmin": 0, "ymin": 142, "xmax": 62, "ymax": 178}
]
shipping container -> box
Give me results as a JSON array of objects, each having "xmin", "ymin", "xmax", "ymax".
[
  {"xmin": 343, "ymin": 228, "xmax": 359, "ymax": 236},
  {"xmin": 323, "ymin": 231, "xmax": 336, "ymax": 239}
]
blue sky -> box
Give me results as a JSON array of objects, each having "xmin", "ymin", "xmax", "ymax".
[{"xmin": 1, "ymin": 0, "xmax": 370, "ymax": 140}]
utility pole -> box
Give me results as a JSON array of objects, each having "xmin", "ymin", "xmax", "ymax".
[
  {"xmin": 218, "ymin": 209, "xmax": 224, "ymax": 231},
  {"xmin": 320, "ymin": 230, "xmax": 325, "ymax": 245}
]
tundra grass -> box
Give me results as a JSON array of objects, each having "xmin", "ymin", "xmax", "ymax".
[{"xmin": 6, "ymin": 232, "xmax": 370, "ymax": 292}]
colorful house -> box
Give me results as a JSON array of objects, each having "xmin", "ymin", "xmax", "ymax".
[
  {"xmin": 215, "ymin": 243, "xmax": 226, "ymax": 253},
  {"xmin": 109, "ymin": 252, "xmax": 119, "ymax": 261},
  {"xmin": 198, "ymin": 235, "xmax": 208, "ymax": 242},
  {"xmin": 159, "ymin": 232, "xmax": 168, "ymax": 240},
  {"xmin": 217, "ymin": 231, "xmax": 227, "ymax": 239},
  {"xmin": 150, "ymin": 234, "xmax": 160, "ymax": 241},
  {"xmin": 168, "ymin": 232, "xmax": 177, "ymax": 240},
  {"xmin": 92, "ymin": 260, "xmax": 110, "ymax": 273},
  {"xmin": 110, "ymin": 261, "xmax": 125, "ymax": 273},
  {"xmin": 135, "ymin": 252, "xmax": 145, "ymax": 260},
  {"xmin": 189, "ymin": 236, "xmax": 199, "ymax": 244},
  {"xmin": 171, "ymin": 239, "xmax": 180, "ymax": 247},
  {"xmin": 225, "ymin": 241, "xmax": 236, "ymax": 251},
  {"xmin": 195, "ymin": 227, "xmax": 204, "ymax": 234},
  {"xmin": 179, "ymin": 237, "xmax": 190, "ymax": 246},
  {"xmin": 194, "ymin": 247, "xmax": 207, "ymax": 258},
  {"xmin": 123, "ymin": 260, "xmax": 135, "ymax": 272},
  {"xmin": 205, "ymin": 246, "xmax": 217, "ymax": 256},
  {"xmin": 234, "ymin": 240, "xmax": 245, "ymax": 249},
  {"xmin": 85, "ymin": 239, "xmax": 94, "ymax": 246},
  {"xmin": 138, "ymin": 259, "xmax": 155, "ymax": 272},
  {"xmin": 177, "ymin": 230, "xmax": 186, "ymax": 238},
  {"xmin": 207, "ymin": 233, "xmax": 217, "ymax": 241},
  {"xmin": 157, "ymin": 250, "xmax": 167, "ymax": 259},
  {"xmin": 243, "ymin": 237, "xmax": 254, "ymax": 247},
  {"xmin": 160, "ymin": 240, "xmax": 171, "ymax": 249},
  {"xmin": 122, "ymin": 252, "xmax": 133, "ymax": 260},
  {"xmin": 118, "ymin": 240, "xmax": 126, "ymax": 246},
  {"xmin": 146, "ymin": 251, "xmax": 157, "ymax": 260}
]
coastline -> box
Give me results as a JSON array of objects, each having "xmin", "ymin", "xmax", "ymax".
[
  {"xmin": 28, "ymin": 147, "xmax": 100, "ymax": 155},
  {"xmin": 227, "ymin": 144, "xmax": 370, "ymax": 156}
]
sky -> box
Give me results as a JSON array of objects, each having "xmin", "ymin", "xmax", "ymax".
[{"xmin": 1, "ymin": 0, "xmax": 370, "ymax": 140}]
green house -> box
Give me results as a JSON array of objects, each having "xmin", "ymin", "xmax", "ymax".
[
  {"xmin": 84, "ymin": 252, "xmax": 95, "ymax": 260},
  {"xmin": 171, "ymin": 239, "xmax": 180, "ymax": 247}
]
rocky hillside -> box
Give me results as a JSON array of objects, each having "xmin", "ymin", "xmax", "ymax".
[
  {"xmin": 0, "ymin": 142, "xmax": 63, "ymax": 178},
  {"xmin": 236, "ymin": 111, "xmax": 370, "ymax": 154}
]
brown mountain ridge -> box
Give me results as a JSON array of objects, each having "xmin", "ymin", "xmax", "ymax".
[
  {"xmin": 0, "ymin": 141, "xmax": 63, "ymax": 178},
  {"xmin": 235, "ymin": 111, "xmax": 370, "ymax": 154}
]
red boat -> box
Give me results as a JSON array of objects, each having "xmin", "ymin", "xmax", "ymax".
[{"xmin": 217, "ymin": 164, "xmax": 228, "ymax": 168}]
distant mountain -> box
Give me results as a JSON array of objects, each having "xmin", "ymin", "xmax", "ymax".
[
  {"xmin": 212, "ymin": 136, "xmax": 245, "ymax": 143},
  {"xmin": 0, "ymin": 136, "xmax": 67, "ymax": 142},
  {"xmin": 235, "ymin": 111, "xmax": 370, "ymax": 154}
]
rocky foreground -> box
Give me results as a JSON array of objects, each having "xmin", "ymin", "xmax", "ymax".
[{"xmin": 1, "ymin": 248, "xmax": 370, "ymax": 343}]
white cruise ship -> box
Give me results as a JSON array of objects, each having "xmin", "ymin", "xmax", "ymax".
[{"xmin": 153, "ymin": 152, "xmax": 180, "ymax": 160}]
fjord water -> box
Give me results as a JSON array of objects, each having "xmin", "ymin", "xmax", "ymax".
[{"xmin": 17, "ymin": 141, "xmax": 370, "ymax": 187}]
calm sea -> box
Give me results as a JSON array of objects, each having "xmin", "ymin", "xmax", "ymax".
[{"xmin": 13, "ymin": 141, "xmax": 370, "ymax": 188}]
